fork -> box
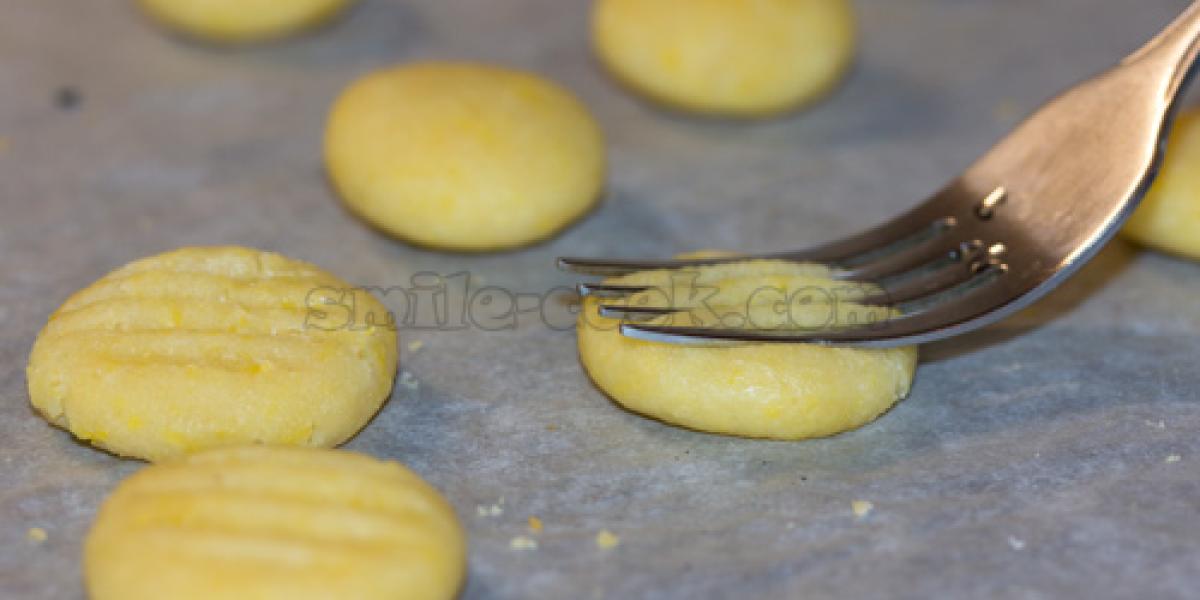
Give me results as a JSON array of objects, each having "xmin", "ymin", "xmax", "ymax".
[{"xmin": 559, "ymin": 3, "xmax": 1200, "ymax": 348}]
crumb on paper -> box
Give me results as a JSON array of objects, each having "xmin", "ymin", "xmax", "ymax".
[
  {"xmin": 476, "ymin": 496, "xmax": 504, "ymax": 517},
  {"xmin": 407, "ymin": 340, "xmax": 424, "ymax": 353},
  {"xmin": 596, "ymin": 530, "xmax": 620, "ymax": 550},
  {"xmin": 851, "ymin": 500, "xmax": 874, "ymax": 519},
  {"xmin": 1166, "ymin": 454, "xmax": 1182, "ymax": 464},
  {"xmin": 399, "ymin": 371, "xmax": 419, "ymax": 391},
  {"xmin": 26, "ymin": 527, "xmax": 47, "ymax": 543},
  {"xmin": 1146, "ymin": 419, "xmax": 1166, "ymax": 429},
  {"xmin": 545, "ymin": 423, "xmax": 559, "ymax": 432},
  {"xmin": 510, "ymin": 536, "xmax": 538, "ymax": 550},
  {"xmin": 1007, "ymin": 536, "xmax": 1025, "ymax": 550},
  {"xmin": 528, "ymin": 516, "xmax": 543, "ymax": 533},
  {"xmin": 476, "ymin": 503, "xmax": 503, "ymax": 518}
]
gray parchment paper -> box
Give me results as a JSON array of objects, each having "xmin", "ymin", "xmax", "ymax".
[{"xmin": 2, "ymin": 1, "xmax": 1199, "ymax": 598}]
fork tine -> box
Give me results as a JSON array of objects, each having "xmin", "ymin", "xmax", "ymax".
[
  {"xmin": 834, "ymin": 235, "xmax": 978, "ymax": 281},
  {"xmin": 558, "ymin": 201, "xmax": 960, "ymax": 276},
  {"xmin": 597, "ymin": 305, "xmax": 682, "ymax": 319},
  {"xmin": 858, "ymin": 260, "xmax": 980, "ymax": 306},
  {"xmin": 858, "ymin": 240, "xmax": 1003, "ymax": 306},
  {"xmin": 577, "ymin": 283, "xmax": 650, "ymax": 298},
  {"xmin": 617, "ymin": 265, "xmax": 1012, "ymax": 348},
  {"xmin": 558, "ymin": 256, "xmax": 741, "ymax": 276},
  {"xmin": 777, "ymin": 214, "xmax": 959, "ymax": 266},
  {"xmin": 593, "ymin": 255, "xmax": 987, "ymax": 316}
]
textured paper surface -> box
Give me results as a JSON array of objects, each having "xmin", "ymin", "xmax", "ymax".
[{"xmin": 2, "ymin": 1, "xmax": 1199, "ymax": 598}]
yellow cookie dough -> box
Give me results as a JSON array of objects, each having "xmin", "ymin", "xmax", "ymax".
[
  {"xmin": 85, "ymin": 446, "xmax": 466, "ymax": 600},
  {"xmin": 26, "ymin": 246, "xmax": 397, "ymax": 462},
  {"xmin": 577, "ymin": 260, "xmax": 918, "ymax": 439},
  {"xmin": 1123, "ymin": 108, "xmax": 1200, "ymax": 259},
  {"xmin": 325, "ymin": 62, "xmax": 606, "ymax": 251},
  {"xmin": 592, "ymin": 0, "xmax": 857, "ymax": 117},
  {"xmin": 137, "ymin": 0, "xmax": 353, "ymax": 43}
]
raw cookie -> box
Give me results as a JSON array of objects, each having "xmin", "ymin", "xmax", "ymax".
[
  {"xmin": 325, "ymin": 62, "xmax": 606, "ymax": 251},
  {"xmin": 85, "ymin": 446, "xmax": 465, "ymax": 600},
  {"xmin": 592, "ymin": 0, "xmax": 856, "ymax": 117},
  {"xmin": 1123, "ymin": 107, "xmax": 1200, "ymax": 259},
  {"xmin": 577, "ymin": 260, "xmax": 918, "ymax": 439},
  {"xmin": 26, "ymin": 246, "xmax": 397, "ymax": 462},
  {"xmin": 137, "ymin": 0, "xmax": 353, "ymax": 43}
]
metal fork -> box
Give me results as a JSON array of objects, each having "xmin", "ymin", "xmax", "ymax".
[{"xmin": 559, "ymin": 3, "xmax": 1200, "ymax": 348}]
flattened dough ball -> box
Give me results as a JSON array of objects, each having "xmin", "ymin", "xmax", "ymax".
[
  {"xmin": 577, "ymin": 260, "xmax": 918, "ymax": 439},
  {"xmin": 325, "ymin": 62, "xmax": 606, "ymax": 251},
  {"xmin": 592, "ymin": 0, "xmax": 856, "ymax": 117},
  {"xmin": 137, "ymin": 0, "xmax": 353, "ymax": 43},
  {"xmin": 85, "ymin": 446, "xmax": 466, "ymax": 600},
  {"xmin": 1123, "ymin": 108, "xmax": 1200, "ymax": 259},
  {"xmin": 26, "ymin": 246, "xmax": 398, "ymax": 462}
]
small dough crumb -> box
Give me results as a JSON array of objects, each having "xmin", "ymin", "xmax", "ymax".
[
  {"xmin": 1166, "ymin": 454, "xmax": 1182, "ymax": 463},
  {"xmin": 851, "ymin": 500, "xmax": 874, "ymax": 518},
  {"xmin": 408, "ymin": 340, "xmax": 425, "ymax": 353},
  {"xmin": 595, "ymin": 530, "xmax": 620, "ymax": 549},
  {"xmin": 476, "ymin": 497, "xmax": 504, "ymax": 518},
  {"xmin": 26, "ymin": 527, "xmax": 47, "ymax": 543},
  {"xmin": 528, "ymin": 517, "xmax": 543, "ymax": 534},
  {"xmin": 510, "ymin": 536, "xmax": 538, "ymax": 550},
  {"xmin": 1007, "ymin": 536, "xmax": 1026, "ymax": 550}
]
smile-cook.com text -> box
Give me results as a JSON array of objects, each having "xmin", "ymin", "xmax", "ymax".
[{"xmin": 301, "ymin": 271, "xmax": 890, "ymax": 334}]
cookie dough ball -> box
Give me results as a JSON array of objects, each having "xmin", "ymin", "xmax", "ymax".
[
  {"xmin": 137, "ymin": 0, "xmax": 352, "ymax": 43},
  {"xmin": 592, "ymin": 0, "xmax": 856, "ymax": 116},
  {"xmin": 85, "ymin": 446, "xmax": 466, "ymax": 600},
  {"xmin": 325, "ymin": 62, "xmax": 606, "ymax": 251},
  {"xmin": 1123, "ymin": 108, "xmax": 1200, "ymax": 259},
  {"xmin": 26, "ymin": 246, "xmax": 397, "ymax": 462},
  {"xmin": 577, "ymin": 260, "xmax": 917, "ymax": 439}
]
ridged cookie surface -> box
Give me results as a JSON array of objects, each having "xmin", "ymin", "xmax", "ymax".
[
  {"xmin": 27, "ymin": 246, "xmax": 398, "ymax": 461},
  {"xmin": 85, "ymin": 446, "xmax": 466, "ymax": 600}
]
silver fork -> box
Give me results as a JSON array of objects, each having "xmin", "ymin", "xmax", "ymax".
[{"xmin": 559, "ymin": 3, "xmax": 1200, "ymax": 348}]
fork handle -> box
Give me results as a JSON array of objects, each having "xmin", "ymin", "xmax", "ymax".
[{"xmin": 1124, "ymin": 1, "xmax": 1200, "ymax": 103}]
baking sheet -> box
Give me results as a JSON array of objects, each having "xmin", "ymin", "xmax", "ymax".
[{"xmin": 2, "ymin": 1, "xmax": 1199, "ymax": 598}]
